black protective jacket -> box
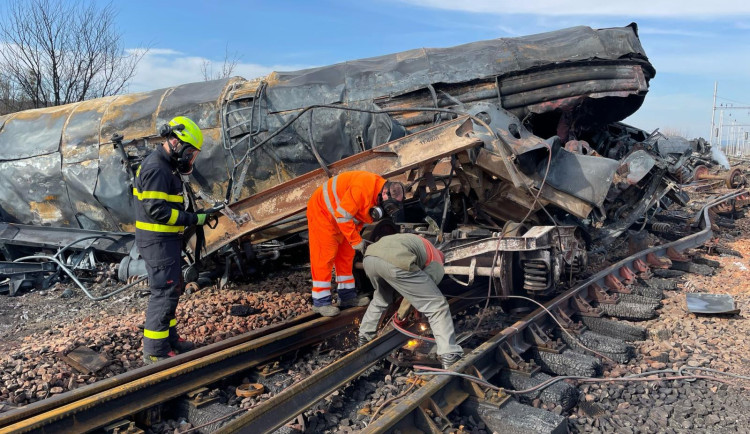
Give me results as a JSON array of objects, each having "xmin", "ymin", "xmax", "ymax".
[{"xmin": 133, "ymin": 146, "xmax": 198, "ymax": 241}]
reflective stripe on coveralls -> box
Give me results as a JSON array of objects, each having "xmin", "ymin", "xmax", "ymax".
[
  {"xmin": 323, "ymin": 175, "xmax": 360, "ymax": 225},
  {"xmin": 336, "ymin": 274, "xmax": 356, "ymax": 290},
  {"xmin": 312, "ymin": 280, "xmax": 332, "ymax": 299},
  {"xmin": 306, "ymin": 171, "xmax": 386, "ymax": 307},
  {"xmin": 134, "ymin": 185, "xmax": 186, "ymax": 232},
  {"xmin": 142, "ymin": 319, "xmax": 180, "ymax": 340}
]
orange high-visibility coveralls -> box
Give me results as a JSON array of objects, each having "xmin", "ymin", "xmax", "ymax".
[{"xmin": 306, "ymin": 171, "xmax": 387, "ymax": 306}]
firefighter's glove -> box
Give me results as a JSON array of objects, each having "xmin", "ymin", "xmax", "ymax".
[
  {"xmin": 353, "ymin": 240, "xmax": 366, "ymax": 254},
  {"xmin": 196, "ymin": 213, "xmax": 208, "ymax": 225}
]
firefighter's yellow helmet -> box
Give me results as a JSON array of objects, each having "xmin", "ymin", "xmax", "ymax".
[{"xmin": 168, "ymin": 116, "xmax": 203, "ymax": 150}]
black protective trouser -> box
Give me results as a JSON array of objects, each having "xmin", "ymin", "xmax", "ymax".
[{"xmin": 139, "ymin": 237, "xmax": 183, "ymax": 356}]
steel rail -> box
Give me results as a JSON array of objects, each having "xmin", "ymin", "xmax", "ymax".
[
  {"xmin": 365, "ymin": 190, "xmax": 746, "ymax": 433},
  {"xmin": 0, "ymin": 312, "xmax": 317, "ymax": 429},
  {"xmin": 216, "ymin": 287, "xmax": 486, "ymax": 434},
  {"xmin": 0, "ymin": 308, "xmax": 366, "ymax": 434}
]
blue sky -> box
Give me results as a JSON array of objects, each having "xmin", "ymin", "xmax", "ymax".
[{"xmin": 110, "ymin": 1, "xmax": 750, "ymax": 141}]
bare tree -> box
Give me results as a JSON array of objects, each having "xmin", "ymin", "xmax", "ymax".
[
  {"xmin": 201, "ymin": 44, "xmax": 241, "ymax": 81},
  {"xmin": 0, "ymin": 0, "xmax": 147, "ymax": 110}
]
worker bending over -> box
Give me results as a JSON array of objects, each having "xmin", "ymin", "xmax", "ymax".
[
  {"xmin": 358, "ymin": 233, "xmax": 463, "ymax": 369},
  {"xmin": 306, "ymin": 171, "xmax": 405, "ymax": 317}
]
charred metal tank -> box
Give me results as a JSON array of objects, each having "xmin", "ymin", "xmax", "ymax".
[
  {"xmin": 1, "ymin": 23, "xmax": 681, "ymax": 294},
  {"xmin": 0, "ymin": 23, "xmax": 653, "ymax": 233}
]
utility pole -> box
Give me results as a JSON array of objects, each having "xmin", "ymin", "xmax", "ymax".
[
  {"xmin": 710, "ymin": 81, "xmax": 717, "ymax": 143},
  {"xmin": 718, "ymin": 110, "xmax": 724, "ymax": 151},
  {"xmin": 709, "ymin": 82, "xmax": 750, "ymax": 151}
]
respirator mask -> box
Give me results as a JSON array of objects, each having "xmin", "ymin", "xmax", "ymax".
[
  {"xmin": 160, "ymin": 123, "xmax": 200, "ymax": 175},
  {"xmin": 369, "ymin": 181, "xmax": 405, "ymax": 221}
]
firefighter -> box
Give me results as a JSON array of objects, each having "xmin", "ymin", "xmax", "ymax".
[
  {"xmin": 357, "ymin": 233, "xmax": 463, "ymax": 369},
  {"xmin": 135, "ymin": 116, "xmax": 210, "ymax": 364},
  {"xmin": 306, "ymin": 171, "xmax": 405, "ymax": 316}
]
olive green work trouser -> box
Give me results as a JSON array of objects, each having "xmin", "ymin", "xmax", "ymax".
[{"xmin": 359, "ymin": 256, "xmax": 462, "ymax": 356}]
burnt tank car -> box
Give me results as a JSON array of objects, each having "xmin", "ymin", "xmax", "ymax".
[{"xmin": 1, "ymin": 23, "xmax": 695, "ymax": 296}]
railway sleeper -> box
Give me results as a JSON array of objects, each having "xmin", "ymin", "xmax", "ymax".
[
  {"xmin": 496, "ymin": 370, "xmax": 579, "ymax": 411},
  {"xmin": 617, "ymin": 292, "xmax": 662, "ymax": 307},
  {"xmin": 669, "ymin": 260, "xmax": 716, "ymax": 276},
  {"xmin": 559, "ymin": 330, "xmax": 634, "ymax": 364},
  {"xmin": 652, "ymin": 269, "xmax": 686, "ymax": 279},
  {"xmin": 176, "ymin": 399, "xmax": 238, "ymax": 433},
  {"xmin": 643, "ymin": 277, "xmax": 677, "ymax": 291},
  {"xmin": 530, "ymin": 348, "xmax": 602, "ymax": 377},
  {"xmin": 710, "ymin": 246, "xmax": 743, "ymax": 257},
  {"xmin": 577, "ymin": 316, "xmax": 647, "ymax": 342},
  {"xmin": 460, "ymin": 397, "xmax": 567, "ymax": 434},
  {"xmin": 629, "ymin": 283, "xmax": 664, "ymax": 300},
  {"xmin": 598, "ymin": 300, "xmax": 657, "ymax": 320},
  {"xmin": 691, "ymin": 256, "xmax": 721, "ymax": 268}
]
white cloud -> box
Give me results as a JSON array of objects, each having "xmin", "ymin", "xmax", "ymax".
[
  {"xmin": 124, "ymin": 48, "xmax": 311, "ymax": 93},
  {"xmin": 397, "ymin": 0, "xmax": 750, "ymax": 17}
]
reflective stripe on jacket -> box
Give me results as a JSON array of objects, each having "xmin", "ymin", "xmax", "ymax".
[
  {"xmin": 313, "ymin": 171, "xmax": 386, "ymax": 247},
  {"xmin": 134, "ymin": 146, "xmax": 197, "ymax": 239}
]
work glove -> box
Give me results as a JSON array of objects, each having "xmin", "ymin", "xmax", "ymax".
[
  {"xmin": 196, "ymin": 203, "xmax": 225, "ymax": 227},
  {"xmin": 353, "ymin": 240, "xmax": 366, "ymax": 254}
]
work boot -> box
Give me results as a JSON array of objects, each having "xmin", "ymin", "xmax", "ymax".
[
  {"xmin": 143, "ymin": 351, "xmax": 176, "ymax": 365},
  {"xmin": 357, "ymin": 335, "xmax": 371, "ymax": 347},
  {"xmin": 440, "ymin": 352, "xmax": 463, "ymax": 369},
  {"xmin": 313, "ymin": 304, "xmax": 340, "ymax": 317},
  {"xmin": 172, "ymin": 338, "xmax": 195, "ymax": 354},
  {"xmin": 339, "ymin": 295, "xmax": 371, "ymax": 308}
]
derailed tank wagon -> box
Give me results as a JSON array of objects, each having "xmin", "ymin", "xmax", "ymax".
[{"xmin": 0, "ymin": 23, "xmax": 699, "ymax": 297}]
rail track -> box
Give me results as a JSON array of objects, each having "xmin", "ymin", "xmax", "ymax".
[
  {"xmin": 363, "ymin": 191, "xmax": 748, "ymax": 433},
  {"xmin": 0, "ymin": 190, "xmax": 745, "ymax": 434}
]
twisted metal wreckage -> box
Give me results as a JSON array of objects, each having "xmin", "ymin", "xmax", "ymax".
[{"xmin": 0, "ymin": 23, "xmax": 734, "ymax": 297}]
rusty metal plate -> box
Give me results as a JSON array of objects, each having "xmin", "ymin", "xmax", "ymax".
[
  {"xmin": 199, "ymin": 116, "xmax": 483, "ymax": 254},
  {"xmin": 58, "ymin": 346, "xmax": 110, "ymax": 374}
]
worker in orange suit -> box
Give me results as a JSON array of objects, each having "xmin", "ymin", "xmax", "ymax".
[{"xmin": 306, "ymin": 171, "xmax": 405, "ymax": 316}]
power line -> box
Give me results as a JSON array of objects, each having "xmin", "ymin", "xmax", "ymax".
[{"xmin": 716, "ymin": 96, "xmax": 750, "ymax": 106}]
